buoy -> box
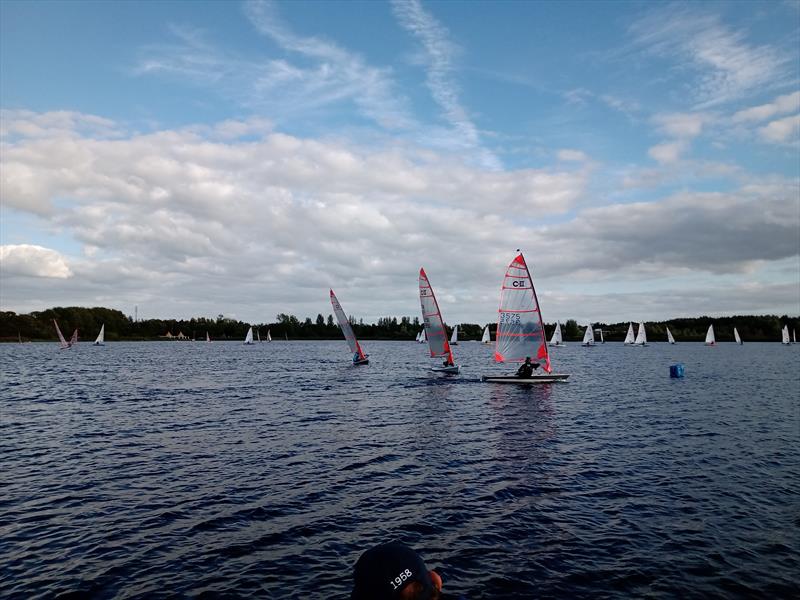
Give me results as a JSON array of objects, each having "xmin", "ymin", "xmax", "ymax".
[{"xmin": 670, "ymin": 363, "xmax": 685, "ymax": 378}]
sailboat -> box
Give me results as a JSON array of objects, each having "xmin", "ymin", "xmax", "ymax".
[
  {"xmin": 623, "ymin": 322, "xmax": 635, "ymax": 345},
  {"xmin": 53, "ymin": 319, "xmax": 77, "ymax": 349},
  {"xmin": 596, "ymin": 328, "xmax": 605, "ymax": 344},
  {"xmin": 482, "ymin": 253, "xmax": 568, "ymax": 383},
  {"xmin": 244, "ymin": 327, "xmax": 254, "ymax": 345},
  {"xmin": 419, "ymin": 268, "xmax": 459, "ymax": 374},
  {"xmin": 666, "ymin": 327, "xmax": 676, "ymax": 344},
  {"xmin": 449, "ymin": 324, "xmax": 459, "ymax": 346},
  {"xmin": 548, "ymin": 321, "xmax": 565, "ymax": 347},
  {"xmin": 781, "ymin": 325, "xmax": 790, "ymax": 345},
  {"xmin": 734, "ymin": 327, "xmax": 742, "ymax": 345},
  {"xmin": 481, "ymin": 325, "xmax": 491, "ymax": 344},
  {"xmin": 18, "ymin": 331, "xmax": 22, "ymax": 344},
  {"xmin": 93, "ymin": 324, "xmax": 105, "ymax": 346},
  {"xmin": 634, "ymin": 322, "xmax": 648, "ymax": 346},
  {"xmin": 705, "ymin": 324, "xmax": 716, "ymax": 346},
  {"xmin": 417, "ymin": 329, "xmax": 427, "ymax": 344},
  {"xmin": 206, "ymin": 331, "xmax": 211, "ymax": 343},
  {"xmin": 582, "ymin": 324, "xmax": 595, "ymax": 347},
  {"xmin": 794, "ymin": 329, "xmax": 797, "ymax": 344},
  {"xmin": 257, "ymin": 330, "xmax": 261, "ymax": 343},
  {"xmin": 267, "ymin": 329, "xmax": 272, "ymax": 342},
  {"xmin": 330, "ymin": 289, "xmax": 368, "ymax": 365}
]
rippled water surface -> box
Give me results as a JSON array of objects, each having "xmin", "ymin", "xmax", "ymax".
[{"xmin": 1, "ymin": 340, "xmax": 798, "ymax": 599}]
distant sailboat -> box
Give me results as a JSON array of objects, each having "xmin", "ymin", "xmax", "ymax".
[
  {"xmin": 418, "ymin": 329, "xmax": 427, "ymax": 344},
  {"xmin": 548, "ymin": 321, "xmax": 565, "ymax": 347},
  {"xmin": 781, "ymin": 325, "xmax": 790, "ymax": 345},
  {"xmin": 257, "ymin": 330, "xmax": 261, "ymax": 343},
  {"xmin": 93, "ymin": 324, "xmax": 105, "ymax": 346},
  {"xmin": 582, "ymin": 324, "xmax": 595, "ymax": 347},
  {"xmin": 623, "ymin": 322, "xmax": 635, "ymax": 345},
  {"xmin": 244, "ymin": 327, "xmax": 254, "ymax": 345},
  {"xmin": 449, "ymin": 324, "xmax": 459, "ymax": 346},
  {"xmin": 206, "ymin": 331, "xmax": 211, "ymax": 343},
  {"xmin": 415, "ymin": 330, "xmax": 421, "ymax": 343},
  {"xmin": 734, "ymin": 327, "xmax": 742, "ymax": 345},
  {"xmin": 705, "ymin": 324, "xmax": 716, "ymax": 346},
  {"xmin": 794, "ymin": 329, "xmax": 797, "ymax": 344},
  {"xmin": 666, "ymin": 327, "xmax": 676, "ymax": 344},
  {"xmin": 483, "ymin": 253, "xmax": 568, "ymax": 383},
  {"xmin": 481, "ymin": 325, "xmax": 491, "ymax": 344},
  {"xmin": 330, "ymin": 289, "xmax": 368, "ymax": 365},
  {"xmin": 267, "ymin": 329, "xmax": 272, "ymax": 342},
  {"xmin": 634, "ymin": 322, "xmax": 648, "ymax": 346},
  {"xmin": 419, "ymin": 268, "xmax": 459, "ymax": 374},
  {"xmin": 18, "ymin": 331, "xmax": 22, "ymax": 344},
  {"xmin": 53, "ymin": 319, "xmax": 76, "ymax": 349},
  {"xmin": 596, "ymin": 328, "xmax": 605, "ymax": 344}
]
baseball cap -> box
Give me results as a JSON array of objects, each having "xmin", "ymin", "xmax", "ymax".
[{"xmin": 351, "ymin": 541, "xmax": 435, "ymax": 600}]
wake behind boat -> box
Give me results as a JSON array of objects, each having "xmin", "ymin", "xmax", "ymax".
[
  {"xmin": 419, "ymin": 268, "xmax": 459, "ymax": 374},
  {"xmin": 330, "ymin": 289, "xmax": 368, "ymax": 365},
  {"xmin": 482, "ymin": 252, "xmax": 568, "ymax": 384}
]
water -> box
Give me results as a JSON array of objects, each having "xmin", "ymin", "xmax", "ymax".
[{"xmin": 1, "ymin": 341, "xmax": 798, "ymax": 599}]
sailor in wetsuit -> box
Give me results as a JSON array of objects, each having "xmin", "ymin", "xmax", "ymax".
[{"xmin": 516, "ymin": 356, "xmax": 540, "ymax": 378}]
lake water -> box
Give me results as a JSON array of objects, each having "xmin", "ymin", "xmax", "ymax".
[{"xmin": 1, "ymin": 340, "xmax": 798, "ymax": 599}]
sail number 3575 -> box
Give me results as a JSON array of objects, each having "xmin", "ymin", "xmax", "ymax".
[{"xmin": 500, "ymin": 313, "xmax": 521, "ymax": 325}]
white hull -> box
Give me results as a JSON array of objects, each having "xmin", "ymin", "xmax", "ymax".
[
  {"xmin": 548, "ymin": 342, "xmax": 566, "ymax": 347},
  {"xmin": 482, "ymin": 374, "xmax": 569, "ymax": 384}
]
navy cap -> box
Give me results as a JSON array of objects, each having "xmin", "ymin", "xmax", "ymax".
[{"xmin": 351, "ymin": 541, "xmax": 434, "ymax": 600}]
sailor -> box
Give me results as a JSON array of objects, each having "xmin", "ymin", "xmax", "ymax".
[
  {"xmin": 353, "ymin": 352, "xmax": 361, "ymax": 363},
  {"xmin": 443, "ymin": 357, "xmax": 454, "ymax": 367},
  {"xmin": 351, "ymin": 541, "xmax": 444, "ymax": 600},
  {"xmin": 516, "ymin": 356, "xmax": 540, "ymax": 378}
]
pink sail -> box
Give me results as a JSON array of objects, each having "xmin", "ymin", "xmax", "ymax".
[
  {"xmin": 494, "ymin": 253, "xmax": 551, "ymax": 372},
  {"xmin": 53, "ymin": 319, "xmax": 70, "ymax": 349},
  {"xmin": 330, "ymin": 289, "xmax": 366, "ymax": 361},
  {"xmin": 418, "ymin": 268, "xmax": 454, "ymax": 364}
]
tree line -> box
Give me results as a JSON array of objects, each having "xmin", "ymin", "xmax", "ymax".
[{"xmin": 0, "ymin": 306, "xmax": 797, "ymax": 343}]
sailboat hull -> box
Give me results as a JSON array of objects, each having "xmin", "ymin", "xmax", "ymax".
[
  {"xmin": 548, "ymin": 342, "xmax": 566, "ymax": 347},
  {"xmin": 482, "ymin": 374, "xmax": 569, "ymax": 384},
  {"xmin": 353, "ymin": 357, "xmax": 369, "ymax": 366},
  {"xmin": 431, "ymin": 365, "xmax": 459, "ymax": 374}
]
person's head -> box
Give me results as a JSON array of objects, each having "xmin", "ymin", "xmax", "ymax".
[
  {"xmin": 351, "ymin": 541, "xmax": 442, "ymax": 600},
  {"xmin": 525, "ymin": 356, "xmax": 531, "ymax": 364}
]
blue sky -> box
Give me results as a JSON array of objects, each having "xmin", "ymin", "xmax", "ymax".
[{"xmin": 1, "ymin": 0, "xmax": 798, "ymax": 325}]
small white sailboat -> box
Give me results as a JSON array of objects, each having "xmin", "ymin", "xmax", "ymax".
[
  {"xmin": 330, "ymin": 289, "xmax": 368, "ymax": 365},
  {"xmin": 244, "ymin": 327, "xmax": 254, "ymax": 345},
  {"xmin": 634, "ymin": 322, "xmax": 648, "ymax": 346},
  {"xmin": 623, "ymin": 322, "xmax": 635, "ymax": 345},
  {"xmin": 793, "ymin": 329, "xmax": 797, "ymax": 344},
  {"xmin": 206, "ymin": 331, "xmax": 211, "ymax": 343},
  {"xmin": 419, "ymin": 268, "xmax": 459, "ymax": 374},
  {"xmin": 596, "ymin": 328, "xmax": 605, "ymax": 344},
  {"xmin": 267, "ymin": 329, "xmax": 272, "ymax": 342},
  {"xmin": 54, "ymin": 319, "xmax": 72, "ymax": 349},
  {"xmin": 93, "ymin": 324, "xmax": 105, "ymax": 346},
  {"xmin": 705, "ymin": 324, "xmax": 716, "ymax": 346},
  {"xmin": 548, "ymin": 321, "xmax": 566, "ymax": 347},
  {"xmin": 582, "ymin": 324, "xmax": 595, "ymax": 347},
  {"xmin": 481, "ymin": 325, "xmax": 491, "ymax": 344},
  {"xmin": 449, "ymin": 324, "xmax": 459, "ymax": 346},
  {"xmin": 417, "ymin": 328, "xmax": 427, "ymax": 344},
  {"xmin": 257, "ymin": 330, "xmax": 261, "ymax": 343},
  {"xmin": 666, "ymin": 327, "xmax": 676, "ymax": 344},
  {"xmin": 781, "ymin": 325, "xmax": 790, "ymax": 345},
  {"xmin": 482, "ymin": 253, "xmax": 568, "ymax": 383},
  {"xmin": 734, "ymin": 327, "xmax": 742, "ymax": 345}
]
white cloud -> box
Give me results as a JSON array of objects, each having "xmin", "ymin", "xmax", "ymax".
[
  {"xmin": 629, "ymin": 6, "xmax": 793, "ymax": 107},
  {"xmin": 732, "ymin": 91, "xmax": 800, "ymax": 123},
  {"xmin": 0, "ymin": 245, "xmax": 72, "ymax": 278},
  {"xmin": 652, "ymin": 112, "xmax": 708, "ymax": 138},
  {"xmin": 758, "ymin": 114, "xmax": 800, "ymax": 144},
  {"xmin": 648, "ymin": 140, "xmax": 687, "ymax": 164},
  {"xmin": 557, "ymin": 149, "xmax": 588, "ymax": 162}
]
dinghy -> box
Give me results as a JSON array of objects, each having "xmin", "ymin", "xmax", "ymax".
[
  {"xmin": 597, "ymin": 327, "xmax": 605, "ymax": 344},
  {"xmin": 548, "ymin": 321, "xmax": 566, "ymax": 347},
  {"xmin": 634, "ymin": 322, "xmax": 648, "ymax": 346},
  {"xmin": 244, "ymin": 327, "xmax": 254, "ymax": 345},
  {"xmin": 418, "ymin": 329, "xmax": 427, "ymax": 344},
  {"xmin": 257, "ymin": 330, "xmax": 261, "ymax": 343},
  {"xmin": 54, "ymin": 319, "xmax": 73, "ymax": 349},
  {"xmin": 267, "ymin": 329, "xmax": 272, "ymax": 342},
  {"xmin": 781, "ymin": 325, "xmax": 790, "ymax": 345},
  {"xmin": 666, "ymin": 327, "xmax": 676, "ymax": 344},
  {"xmin": 449, "ymin": 324, "xmax": 459, "ymax": 346},
  {"xmin": 734, "ymin": 327, "xmax": 743, "ymax": 345},
  {"xmin": 482, "ymin": 253, "xmax": 568, "ymax": 383},
  {"xmin": 705, "ymin": 324, "xmax": 716, "ymax": 346},
  {"xmin": 481, "ymin": 325, "xmax": 491, "ymax": 344},
  {"xmin": 330, "ymin": 289, "xmax": 368, "ymax": 365},
  {"xmin": 623, "ymin": 322, "xmax": 635, "ymax": 345},
  {"xmin": 419, "ymin": 268, "xmax": 459, "ymax": 374},
  {"xmin": 582, "ymin": 324, "xmax": 595, "ymax": 347},
  {"xmin": 206, "ymin": 331, "xmax": 211, "ymax": 343},
  {"xmin": 93, "ymin": 324, "xmax": 105, "ymax": 346}
]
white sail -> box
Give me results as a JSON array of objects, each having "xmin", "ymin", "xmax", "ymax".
[
  {"xmin": 582, "ymin": 324, "xmax": 595, "ymax": 346},
  {"xmin": 330, "ymin": 289, "xmax": 367, "ymax": 363},
  {"xmin": 666, "ymin": 327, "xmax": 676, "ymax": 344},
  {"xmin": 449, "ymin": 324, "xmax": 459, "ymax": 345},
  {"xmin": 420, "ymin": 329, "xmax": 427, "ymax": 343},
  {"xmin": 705, "ymin": 324, "xmax": 715, "ymax": 345},
  {"xmin": 734, "ymin": 327, "xmax": 742, "ymax": 344},
  {"xmin": 257, "ymin": 330, "xmax": 261, "ymax": 343},
  {"xmin": 69, "ymin": 329, "xmax": 78, "ymax": 346},
  {"xmin": 244, "ymin": 327, "xmax": 254, "ymax": 345},
  {"xmin": 781, "ymin": 325, "xmax": 790, "ymax": 344},
  {"xmin": 597, "ymin": 328, "xmax": 605, "ymax": 344},
  {"xmin": 634, "ymin": 322, "xmax": 647, "ymax": 346},
  {"xmin": 548, "ymin": 321, "xmax": 564, "ymax": 346},
  {"xmin": 481, "ymin": 325, "xmax": 491, "ymax": 344},
  {"xmin": 94, "ymin": 324, "xmax": 105, "ymax": 346},
  {"xmin": 623, "ymin": 322, "xmax": 635, "ymax": 345},
  {"xmin": 267, "ymin": 329, "xmax": 272, "ymax": 342},
  {"xmin": 206, "ymin": 331, "xmax": 211, "ymax": 343},
  {"xmin": 794, "ymin": 329, "xmax": 797, "ymax": 344}
]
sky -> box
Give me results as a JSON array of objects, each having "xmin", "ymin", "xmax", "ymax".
[{"xmin": 1, "ymin": 0, "xmax": 799, "ymax": 325}]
